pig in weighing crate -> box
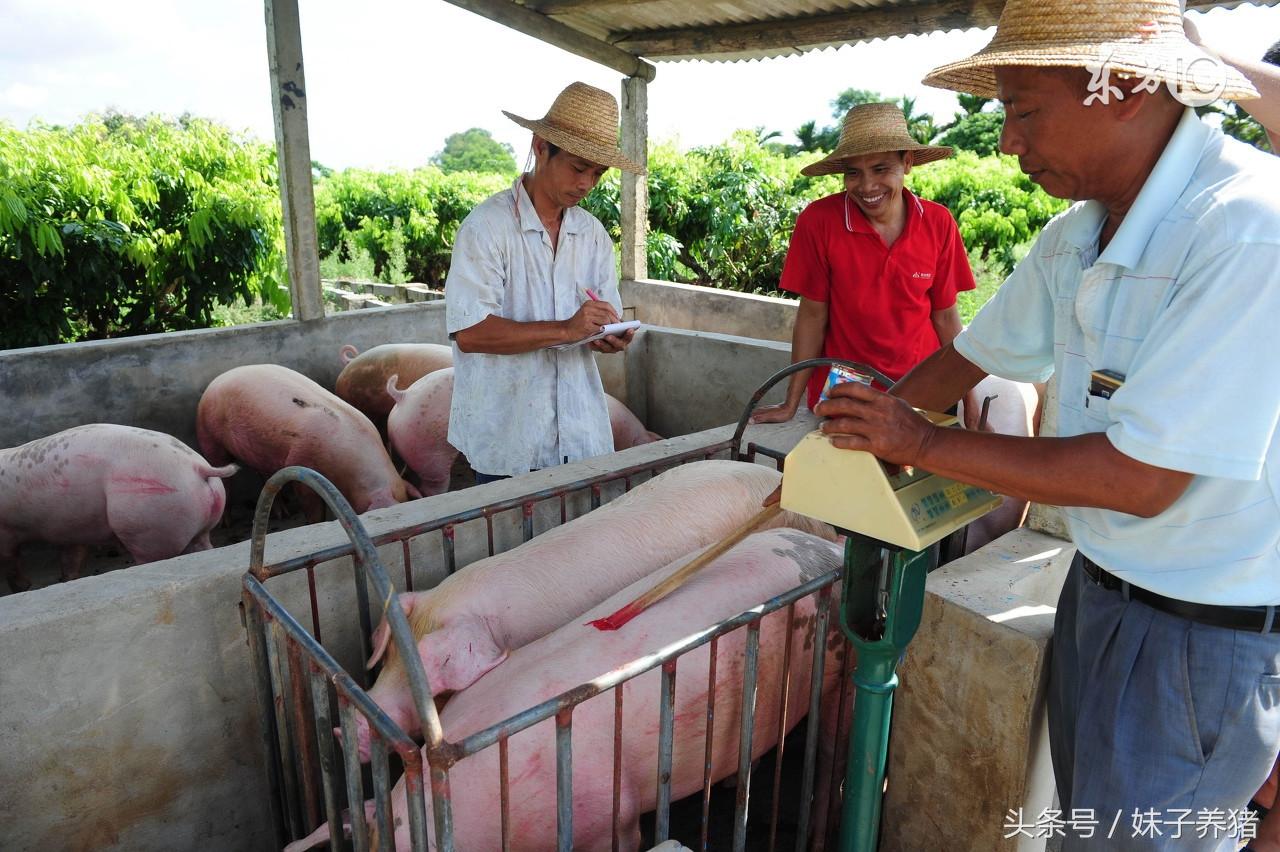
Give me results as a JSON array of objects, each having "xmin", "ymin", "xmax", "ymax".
[{"xmin": 242, "ymin": 440, "xmax": 853, "ymax": 852}]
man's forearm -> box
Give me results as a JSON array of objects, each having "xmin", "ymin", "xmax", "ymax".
[
  {"xmin": 454, "ymin": 315, "xmax": 571, "ymax": 354},
  {"xmin": 913, "ymin": 429, "xmax": 1192, "ymax": 517},
  {"xmin": 890, "ymin": 344, "xmax": 987, "ymax": 412}
]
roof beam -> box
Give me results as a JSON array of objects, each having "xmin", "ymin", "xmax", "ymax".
[
  {"xmin": 610, "ymin": 0, "xmax": 1007, "ymax": 57},
  {"xmin": 525, "ymin": 0, "xmax": 668, "ymax": 13},
  {"xmin": 442, "ymin": 0, "xmax": 656, "ymax": 80}
]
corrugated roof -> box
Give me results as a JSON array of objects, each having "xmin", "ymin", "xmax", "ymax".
[{"xmin": 458, "ymin": 0, "xmax": 1277, "ymax": 70}]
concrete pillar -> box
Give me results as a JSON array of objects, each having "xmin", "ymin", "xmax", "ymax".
[
  {"xmin": 265, "ymin": 0, "xmax": 324, "ymax": 321},
  {"xmin": 620, "ymin": 75, "xmax": 648, "ymax": 282}
]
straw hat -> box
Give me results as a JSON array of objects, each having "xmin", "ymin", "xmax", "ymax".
[
  {"xmin": 922, "ymin": 0, "xmax": 1258, "ymax": 103},
  {"xmin": 800, "ymin": 103, "xmax": 952, "ymax": 177},
  {"xmin": 503, "ymin": 82, "xmax": 643, "ymax": 174}
]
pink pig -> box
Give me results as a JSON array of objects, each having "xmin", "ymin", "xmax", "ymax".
[
  {"xmin": 287, "ymin": 528, "xmax": 847, "ymax": 852},
  {"xmin": 385, "ymin": 369, "xmax": 457, "ymax": 497},
  {"xmin": 0, "ymin": 424, "xmax": 235, "ymax": 592},
  {"xmin": 196, "ymin": 364, "xmax": 419, "ymax": 518},
  {"xmin": 347, "ymin": 460, "xmax": 836, "ymax": 761},
  {"xmin": 385, "ymin": 369, "xmax": 661, "ymax": 496},
  {"xmin": 335, "ymin": 343, "xmax": 453, "ymax": 429},
  {"xmin": 606, "ymin": 394, "xmax": 663, "ymax": 449}
]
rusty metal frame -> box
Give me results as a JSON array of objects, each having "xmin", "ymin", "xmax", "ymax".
[{"xmin": 243, "ymin": 441, "xmax": 847, "ymax": 851}]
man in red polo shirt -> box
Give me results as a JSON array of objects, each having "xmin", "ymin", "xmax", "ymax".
[{"xmin": 753, "ymin": 102, "xmax": 977, "ymax": 423}]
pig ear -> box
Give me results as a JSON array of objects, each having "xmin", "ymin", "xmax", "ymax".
[
  {"xmin": 367, "ymin": 596, "xmax": 416, "ymax": 669},
  {"xmin": 420, "ymin": 618, "xmax": 508, "ymax": 693}
]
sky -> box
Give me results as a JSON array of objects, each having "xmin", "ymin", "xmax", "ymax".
[{"xmin": 2, "ymin": 0, "xmax": 1278, "ymax": 171}]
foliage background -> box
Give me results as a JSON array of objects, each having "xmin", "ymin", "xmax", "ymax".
[
  {"xmin": 0, "ymin": 113, "xmax": 287, "ymax": 349},
  {"xmin": 3, "ymin": 95, "xmax": 1270, "ymax": 347}
]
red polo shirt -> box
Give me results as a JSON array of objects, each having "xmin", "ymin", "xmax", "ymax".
[{"xmin": 780, "ymin": 189, "xmax": 975, "ymax": 408}]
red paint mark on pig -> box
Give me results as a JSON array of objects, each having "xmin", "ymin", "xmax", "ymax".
[
  {"xmin": 110, "ymin": 476, "xmax": 178, "ymax": 495},
  {"xmin": 588, "ymin": 600, "xmax": 644, "ymax": 631}
]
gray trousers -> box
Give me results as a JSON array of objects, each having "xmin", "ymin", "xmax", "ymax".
[{"xmin": 1049, "ymin": 554, "xmax": 1280, "ymax": 850}]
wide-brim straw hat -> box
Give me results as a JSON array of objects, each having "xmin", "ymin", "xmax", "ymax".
[
  {"xmin": 503, "ymin": 82, "xmax": 644, "ymax": 174},
  {"xmin": 800, "ymin": 102, "xmax": 952, "ymax": 177},
  {"xmin": 923, "ymin": 0, "xmax": 1258, "ymax": 102}
]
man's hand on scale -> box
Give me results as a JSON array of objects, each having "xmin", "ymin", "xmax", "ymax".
[{"xmin": 815, "ymin": 381, "xmax": 937, "ymax": 467}]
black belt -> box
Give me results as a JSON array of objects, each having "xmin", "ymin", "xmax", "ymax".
[{"xmin": 1081, "ymin": 556, "xmax": 1280, "ymax": 634}]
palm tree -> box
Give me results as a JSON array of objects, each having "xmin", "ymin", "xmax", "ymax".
[
  {"xmin": 897, "ymin": 96, "xmax": 939, "ymax": 145},
  {"xmin": 957, "ymin": 93, "xmax": 993, "ymax": 116}
]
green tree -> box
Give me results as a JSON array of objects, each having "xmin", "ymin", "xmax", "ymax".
[
  {"xmin": 897, "ymin": 96, "xmax": 938, "ymax": 145},
  {"xmin": 0, "ymin": 114, "xmax": 287, "ymax": 348},
  {"xmin": 832, "ymin": 88, "xmax": 886, "ymax": 117},
  {"xmin": 936, "ymin": 108, "xmax": 1005, "ymax": 157},
  {"xmin": 956, "ymin": 93, "xmax": 993, "ymax": 117},
  {"xmin": 431, "ymin": 128, "xmax": 518, "ymax": 175}
]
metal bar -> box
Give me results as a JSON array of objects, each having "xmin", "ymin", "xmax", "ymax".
[
  {"xmin": 444, "ymin": 523, "xmax": 457, "ymax": 574},
  {"xmin": 268, "ymin": 618, "xmax": 305, "ymax": 839},
  {"xmin": 655, "ymin": 659, "xmax": 677, "ymax": 842},
  {"xmin": 401, "ymin": 749, "xmax": 431, "ymax": 852},
  {"xmin": 591, "ymin": 483, "xmax": 602, "ymax": 511},
  {"xmin": 767, "ymin": 605, "xmax": 797, "ymax": 852},
  {"xmin": 306, "ymin": 665, "xmax": 343, "ymax": 852},
  {"xmin": 732, "ymin": 621, "xmax": 762, "ymax": 852},
  {"xmin": 402, "ymin": 539, "xmax": 414, "ymax": 592},
  {"xmin": 612, "ymin": 688, "xmax": 624, "ymax": 852},
  {"xmin": 429, "ymin": 763, "xmax": 456, "ymax": 852},
  {"xmin": 287, "ymin": 638, "xmax": 323, "ymax": 831},
  {"xmin": 251, "ymin": 445, "xmax": 734, "ymax": 579},
  {"xmin": 700, "ymin": 637, "xmax": 719, "ymax": 852},
  {"xmin": 523, "ymin": 501, "xmax": 535, "ymax": 542},
  {"xmin": 794, "ymin": 587, "xmax": 833, "ymax": 852},
  {"xmin": 370, "ymin": 735, "xmax": 393, "ymax": 852},
  {"xmin": 337, "ymin": 699, "xmax": 370, "ymax": 852},
  {"xmin": 500, "ymin": 736, "xmax": 512, "ymax": 852},
  {"xmin": 825, "ymin": 634, "xmax": 856, "ymax": 838},
  {"xmin": 449, "ymin": 571, "xmax": 839, "ymax": 758},
  {"xmin": 305, "ymin": 562, "xmax": 322, "ymax": 643},
  {"xmin": 556, "ymin": 708, "xmax": 574, "ymax": 852},
  {"xmin": 243, "ymin": 591, "xmax": 289, "ymax": 849}
]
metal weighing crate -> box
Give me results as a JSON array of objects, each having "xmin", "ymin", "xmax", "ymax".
[{"xmin": 242, "ymin": 439, "xmax": 852, "ymax": 852}]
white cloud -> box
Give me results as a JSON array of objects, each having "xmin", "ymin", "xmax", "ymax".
[{"xmin": 0, "ymin": 82, "xmax": 48, "ymax": 110}]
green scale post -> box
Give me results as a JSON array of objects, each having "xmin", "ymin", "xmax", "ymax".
[{"xmin": 781, "ymin": 412, "xmax": 1001, "ymax": 852}]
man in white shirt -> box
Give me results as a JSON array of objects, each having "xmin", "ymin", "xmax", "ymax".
[
  {"xmin": 445, "ymin": 82, "xmax": 641, "ymax": 481},
  {"xmin": 801, "ymin": 1, "xmax": 1280, "ymax": 847}
]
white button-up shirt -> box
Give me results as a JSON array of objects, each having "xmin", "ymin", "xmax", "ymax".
[
  {"xmin": 955, "ymin": 110, "xmax": 1280, "ymax": 605},
  {"xmin": 445, "ymin": 177, "xmax": 621, "ymax": 477}
]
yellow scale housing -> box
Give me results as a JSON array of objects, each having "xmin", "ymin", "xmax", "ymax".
[{"xmin": 780, "ymin": 410, "xmax": 1003, "ymax": 551}]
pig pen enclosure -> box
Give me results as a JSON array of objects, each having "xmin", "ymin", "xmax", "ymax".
[
  {"xmin": 0, "ymin": 298, "xmax": 861, "ymax": 851},
  {"xmin": 0, "ymin": 294, "xmax": 1069, "ymax": 852},
  {"xmin": 245, "ymin": 441, "xmax": 852, "ymax": 852}
]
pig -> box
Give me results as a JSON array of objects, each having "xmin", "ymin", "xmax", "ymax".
[
  {"xmin": 349, "ymin": 460, "xmax": 837, "ymax": 761},
  {"xmin": 957, "ymin": 375, "xmax": 1043, "ymax": 553},
  {"xmin": 385, "ymin": 368, "xmax": 660, "ymax": 495},
  {"xmin": 607, "ymin": 395, "xmax": 663, "ymax": 449},
  {"xmin": 378, "ymin": 368, "xmax": 660, "ymax": 493},
  {"xmin": 0, "ymin": 424, "xmax": 235, "ymax": 593},
  {"xmin": 385, "ymin": 369, "xmax": 456, "ymax": 497},
  {"xmin": 196, "ymin": 364, "xmax": 420, "ymax": 519},
  {"xmin": 288, "ymin": 528, "xmax": 847, "ymax": 852},
  {"xmin": 335, "ymin": 343, "xmax": 453, "ymax": 428}
]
